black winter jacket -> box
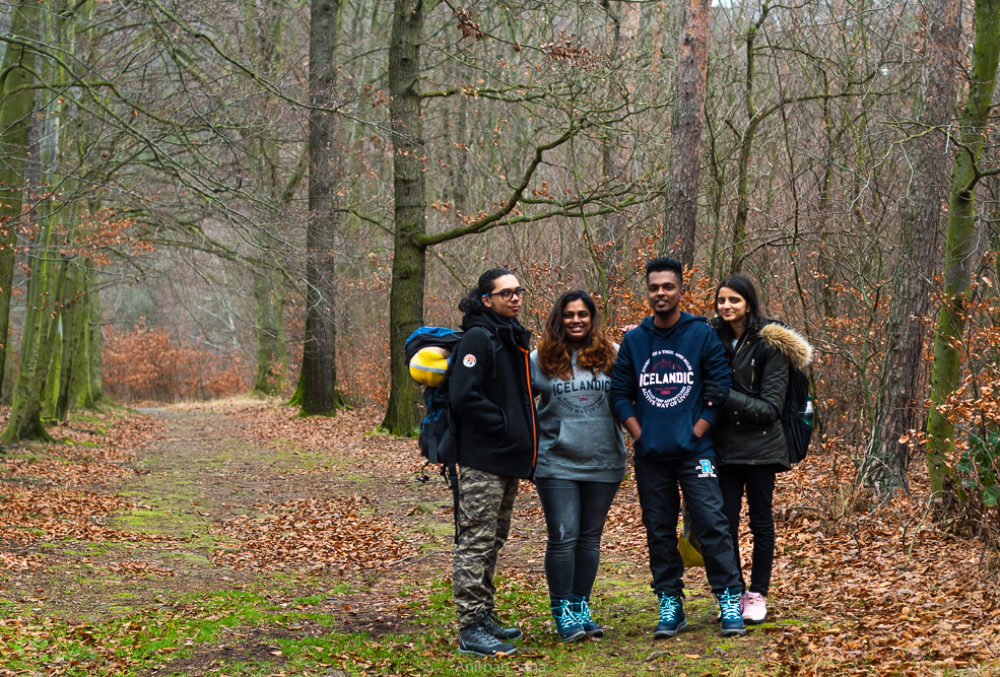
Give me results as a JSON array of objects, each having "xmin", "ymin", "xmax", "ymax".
[
  {"xmin": 711, "ymin": 320, "xmax": 812, "ymax": 470},
  {"xmin": 449, "ymin": 310, "xmax": 538, "ymax": 479}
]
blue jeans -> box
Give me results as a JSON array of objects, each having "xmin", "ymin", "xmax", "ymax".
[
  {"xmin": 634, "ymin": 454, "xmax": 741, "ymax": 597},
  {"xmin": 719, "ymin": 464, "xmax": 777, "ymax": 596},
  {"xmin": 535, "ymin": 478, "xmax": 620, "ymax": 602}
]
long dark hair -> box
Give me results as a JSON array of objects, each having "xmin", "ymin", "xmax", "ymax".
[
  {"xmin": 536, "ymin": 290, "xmax": 616, "ymax": 380},
  {"xmin": 714, "ymin": 274, "xmax": 763, "ymax": 343},
  {"xmin": 458, "ymin": 267, "xmax": 513, "ymax": 315}
]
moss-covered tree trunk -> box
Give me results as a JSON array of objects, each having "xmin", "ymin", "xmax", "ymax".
[
  {"xmin": 925, "ymin": 0, "xmax": 1000, "ymax": 496},
  {"xmin": 68, "ymin": 264, "xmax": 97, "ymax": 411},
  {"xmin": 253, "ymin": 269, "xmax": 288, "ymax": 396},
  {"xmin": 379, "ymin": 0, "xmax": 428, "ymax": 436},
  {"xmin": 595, "ymin": 0, "xmax": 640, "ymax": 307},
  {"xmin": 84, "ymin": 266, "xmax": 104, "ymax": 407},
  {"xmin": 0, "ymin": 0, "xmax": 40, "ymax": 404},
  {"xmin": 2, "ymin": 227, "xmax": 64, "ymax": 443},
  {"xmin": 54, "ymin": 260, "xmax": 82, "ymax": 421},
  {"xmin": 299, "ymin": 0, "xmax": 348, "ymax": 416},
  {"xmin": 860, "ymin": 0, "xmax": 960, "ymax": 498}
]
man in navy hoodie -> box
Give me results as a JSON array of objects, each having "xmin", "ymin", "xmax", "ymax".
[{"xmin": 610, "ymin": 256, "xmax": 746, "ymax": 638}]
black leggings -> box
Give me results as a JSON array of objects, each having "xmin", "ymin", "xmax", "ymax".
[{"xmin": 719, "ymin": 464, "xmax": 777, "ymax": 596}]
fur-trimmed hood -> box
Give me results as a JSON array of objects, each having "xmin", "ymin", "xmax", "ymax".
[{"xmin": 760, "ymin": 322, "xmax": 813, "ymax": 370}]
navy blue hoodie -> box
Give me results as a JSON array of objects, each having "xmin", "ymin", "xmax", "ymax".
[{"xmin": 610, "ymin": 313, "xmax": 732, "ymax": 460}]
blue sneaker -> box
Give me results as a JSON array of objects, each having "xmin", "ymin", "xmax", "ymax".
[
  {"xmin": 569, "ymin": 596, "xmax": 603, "ymax": 638},
  {"xmin": 551, "ymin": 599, "xmax": 587, "ymax": 642},
  {"xmin": 654, "ymin": 593, "xmax": 687, "ymax": 638},
  {"xmin": 480, "ymin": 611, "xmax": 522, "ymax": 641},
  {"xmin": 459, "ymin": 625, "xmax": 517, "ymax": 657},
  {"xmin": 717, "ymin": 587, "xmax": 747, "ymax": 636}
]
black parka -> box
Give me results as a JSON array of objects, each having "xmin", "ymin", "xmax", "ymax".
[
  {"xmin": 711, "ymin": 320, "xmax": 812, "ymax": 470},
  {"xmin": 448, "ymin": 310, "xmax": 538, "ymax": 479}
]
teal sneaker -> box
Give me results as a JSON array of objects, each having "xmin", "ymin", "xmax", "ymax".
[
  {"xmin": 717, "ymin": 587, "xmax": 747, "ymax": 636},
  {"xmin": 653, "ymin": 592, "xmax": 687, "ymax": 638},
  {"xmin": 551, "ymin": 599, "xmax": 587, "ymax": 642},
  {"xmin": 569, "ymin": 596, "xmax": 604, "ymax": 638}
]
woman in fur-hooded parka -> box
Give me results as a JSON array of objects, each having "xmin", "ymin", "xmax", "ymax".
[
  {"xmin": 706, "ymin": 275, "xmax": 813, "ymax": 625},
  {"xmin": 710, "ymin": 321, "xmax": 812, "ymax": 469}
]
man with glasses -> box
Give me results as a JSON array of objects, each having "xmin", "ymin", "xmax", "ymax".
[{"xmin": 449, "ymin": 267, "xmax": 538, "ymax": 657}]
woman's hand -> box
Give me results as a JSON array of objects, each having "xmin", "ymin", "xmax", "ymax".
[{"xmin": 702, "ymin": 379, "xmax": 729, "ymax": 407}]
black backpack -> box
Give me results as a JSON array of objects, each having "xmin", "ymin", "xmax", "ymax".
[
  {"xmin": 753, "ymin": 321, "xmax": 814, "ymax": 464},
  {"xmin": 782, "ymin": 363, "xmax": 814, "ymax": 464}
]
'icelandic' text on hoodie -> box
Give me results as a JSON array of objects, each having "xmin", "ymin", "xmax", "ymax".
[{"xmin": 610, "ymin": 313, "xmax": 732, "ymax": 460}]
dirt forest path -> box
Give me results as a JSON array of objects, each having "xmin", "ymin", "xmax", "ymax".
[{"xmin": 2, "ymin": 400, "xmax": 1000, "ymax": 676}]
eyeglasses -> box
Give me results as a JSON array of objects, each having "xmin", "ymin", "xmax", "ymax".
[{"xmin": 483, "ymin": 287, "xmax": 527, "ymax": 301}]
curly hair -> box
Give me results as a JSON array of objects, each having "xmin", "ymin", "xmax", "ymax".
[
  {"xmin": 458, "ymin": 267, "xmax": 513, "ymax": 316},
  {"xmin": 536, "ymin": 290, "xmax": 616, "ymax": 380}
]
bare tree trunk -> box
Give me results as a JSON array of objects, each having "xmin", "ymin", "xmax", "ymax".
[
  {"xmin": 664, "ymin": 0, "xmax": 710, "ymax": 265},
  {"xmin": 380, "ymin": 0, "xmax": 428, "ymax": 435},
  {"xmin": 596, "ymin": 0, "xmax": 641, "ymax": 308},
  {"xmin": 859, "ymin": 0, "xmax": 961, "ymax": 497},
  {"xmin": 926, "ymin": 0, "xmax": 1000, "ymax": 497},
  {"xmin": 300, "ymin": 0, "xmax": 347, "ymax": 415}
]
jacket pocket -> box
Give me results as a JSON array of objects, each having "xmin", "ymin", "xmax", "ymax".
[
  {"xmin": 636, "ymin": 417, "xmax": 697, "ymax": 458},
  {"xmin": 551, "ymin": 419, "xmax": 622, "ymax": 467}
]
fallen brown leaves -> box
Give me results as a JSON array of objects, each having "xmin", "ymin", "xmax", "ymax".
[
  {"xmin": 0, "ymin": 409, "xmax": 175, "ymax": 570},
  {"xmin": 3, "ymin": 402, "xmax": 999, "ymax": 676},
  {"xmin": 762, "ymin": 444, "xmax": 1000, "ymax": 675},
  {"xmin": 230, "ymin": 404, "xmax": 424, "ymax": 476},
  {"xmin": 211, "ymin": 495, "xmax": 418, "ymax": 572}
]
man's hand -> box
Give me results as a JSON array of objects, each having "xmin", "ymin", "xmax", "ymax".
[
  {"xmin": 692, "ymin": 417, "xmax": 711, "ymax": 438},
  {"xmin": 623, "ymin": 416, "xmax": 641, "ymax": 440}
]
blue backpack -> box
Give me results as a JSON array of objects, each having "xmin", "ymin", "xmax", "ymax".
[
  {"xmin": 405, "ymin": 326, "xmax": 466, "ymax": 542},
  {"xmin": 404, "ymin": 327, "xmax": 464, "ymax": 465}
]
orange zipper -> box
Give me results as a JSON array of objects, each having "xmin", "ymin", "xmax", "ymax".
[{"xmin": 521, "ymin": 347, "xmax": 538, "ymax": 467}]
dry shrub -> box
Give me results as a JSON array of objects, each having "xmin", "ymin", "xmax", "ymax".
[{"xmin": 103, "ymin": 320, "xmax": 251, "ymax": 402}]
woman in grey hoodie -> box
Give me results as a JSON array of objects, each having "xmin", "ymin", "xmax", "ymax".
[{"xmin": 530, "ymin": 290, "xmax": 626, "ymax": 642}]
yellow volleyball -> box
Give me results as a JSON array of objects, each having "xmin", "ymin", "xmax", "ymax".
[{"xmin": 409, "ymin": 346, "xmax": 451, "ymax": 387}]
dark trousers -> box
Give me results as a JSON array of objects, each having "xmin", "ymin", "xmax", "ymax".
[
  {"xmin": 535, "ymin": 478, "xmax": 619, "ymax": 603},
  {"xmin": 634, "ymin": 454, "xmax": 741, "ymax": 597},
  {"xmin": 719, "ymin": 464, "xmax": 777, "ymax": 597}
]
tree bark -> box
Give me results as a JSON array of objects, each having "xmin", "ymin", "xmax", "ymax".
[
  {"xmin": 2, "ymin": 223, "xmax": 63, "ymax": 443},
  {"xmin": 253, "ymin": 269, "xmax": 288, "ymax": 396},
  {"xmin": 0, "ymin": 0, "xmax": 40, "ymax": 404},
  {"xmin": 54, "ymin": 260, "xmax": 81, "ymax": 421},
  {"xmin": 596, "ymin": 0, "xmax": 641, "ymax": 308},
  {"xmin": 380, "ymin": 0, "xmax": 428, "ymax": 435},
  {"xmin": 925, "ymin": 0, "xmax": 1000, "ymax": 497},
  {"xmin": 664, "ymin": 0, "xmax": 711, "ymax": 265},
  {"xmin": 859, "ymin": 0, "xmax": 960, "ymax": 497},
  {"xmin": 299, "ymin": 0, "xmax": 347, "ymax": 415}
]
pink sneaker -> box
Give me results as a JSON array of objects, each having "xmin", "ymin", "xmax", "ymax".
[{"xmin": 741, "ymin": 592, "xmax": 767, "ymax": 624}]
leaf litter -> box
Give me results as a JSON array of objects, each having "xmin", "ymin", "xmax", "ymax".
[{"xmin": 0, "ymin": 401, "xmax": 997, "ymax": 675}]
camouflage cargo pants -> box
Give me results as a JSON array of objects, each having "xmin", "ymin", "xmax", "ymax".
[{"xmin": 453, "ymin": 466, "xmax": 519, "ymax": 630}]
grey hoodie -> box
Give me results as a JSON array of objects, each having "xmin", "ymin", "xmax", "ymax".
[{"xmin": 530, "ymin": 348, "xmax": 627, "ymax": 482}]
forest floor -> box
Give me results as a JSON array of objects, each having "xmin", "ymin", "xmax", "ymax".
[{"xmin": 1, "ymin": 399, "xmax": 999, "ymax": 677}]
